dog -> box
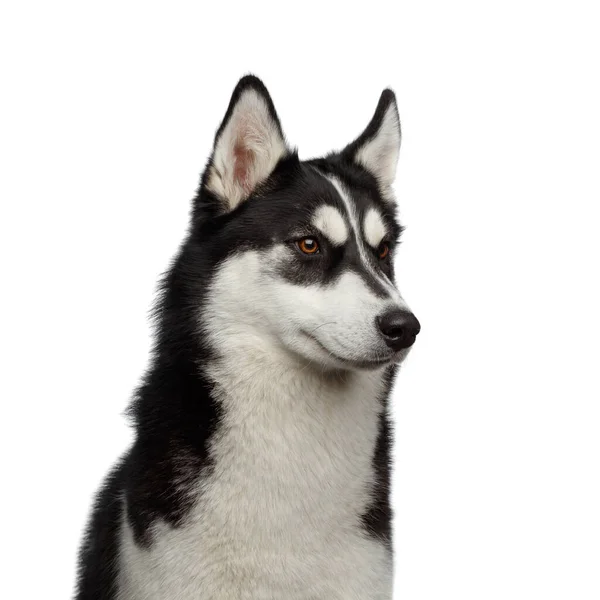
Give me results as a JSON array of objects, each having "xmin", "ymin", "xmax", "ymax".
[{"xmin": 75, "ymin": 75, "xmax": 420, "ymax": 600}]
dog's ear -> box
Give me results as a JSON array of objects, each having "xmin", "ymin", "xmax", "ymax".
[
  {"xmin": 202, "ymin": 75, "xmax": 291, "ymax": 213},
  {"xmin": 341, "ymin": 89, "xmax": 401, "ymax": 200}
]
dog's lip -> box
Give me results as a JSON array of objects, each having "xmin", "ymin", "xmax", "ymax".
[
  {"xmin": 338, "ymin": 356, "xmax": 393, "ymax": 369},
  {"xmin": 301, "ymin": 331, "xmax": 394, "ymax": 368}
]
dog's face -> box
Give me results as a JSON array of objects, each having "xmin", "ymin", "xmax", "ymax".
[{"xmin": 194, "ymin": 77, "xmax": 419, "ymax": 371}]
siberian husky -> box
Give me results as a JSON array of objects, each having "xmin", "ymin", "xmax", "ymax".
[{"xmin": 75, "ymin": 75, "xmax": 420, "ymax": 600}]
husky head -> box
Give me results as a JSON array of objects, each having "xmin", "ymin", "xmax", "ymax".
[{"xmin": 188, "ymin": 76, "xmax": 420, "ymax": 373}]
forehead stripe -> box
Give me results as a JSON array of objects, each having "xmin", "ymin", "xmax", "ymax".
[
  {"xmin": 312, "ymin": 205, "xmax": 348, "ymax": 246},
  {"xmin": 325, "ymin": 175, "xmax": 405, "ymax": 304},
  {"xmin": 363, "ymin": 208, "xmax": 387, "ymax": 248}
]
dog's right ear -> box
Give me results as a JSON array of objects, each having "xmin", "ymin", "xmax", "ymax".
[{"xmin": 200, "ymin": 76, "xmax": 291, "ymax": 215}]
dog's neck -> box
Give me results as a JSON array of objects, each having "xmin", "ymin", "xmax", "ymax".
[{"xmin": 202, "ymin": 333, "xmax": 387, "ymax": 418}]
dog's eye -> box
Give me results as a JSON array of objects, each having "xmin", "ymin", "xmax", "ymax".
[
  {"xmin": 297, "ymin": 238, "xmax": 320, "ymax": 255},
  {"xmin": 378, "ymin": 241, "xmax": 390, "ymax": 260}
]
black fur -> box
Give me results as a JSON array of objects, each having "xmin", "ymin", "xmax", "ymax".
[
  {"xmin": 75, "ymin": 75, "xmax": 406, "ymax": 599},
  {"xmin": 75, "ymin": 464, "xmax": 124, "ymax": 599},
  {"xmin": 361, "ymin": 366, "xmax": 398, "ymax": 549}
]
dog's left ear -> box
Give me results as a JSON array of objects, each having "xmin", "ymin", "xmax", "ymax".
[
  {"xmin": 342, "ymin": 89, "xmax": 401, "ymax": 199},
  {"xmin": 203, "ymin": 75, "xmax": 291, "ymax": 214}
]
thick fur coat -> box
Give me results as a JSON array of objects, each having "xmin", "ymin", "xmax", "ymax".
[{"xmin": 75, "ymin": 75, "xmax": 420, "ymax": 600}]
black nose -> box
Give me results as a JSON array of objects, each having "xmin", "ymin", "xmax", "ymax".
[{"xmin": 377, "ymin": 310, "xmax": 421, "ymax": 351}]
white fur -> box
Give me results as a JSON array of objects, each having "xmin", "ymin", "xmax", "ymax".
[
  {"xmin": 363, "ymin": 207, "xmax": 387, "ymax": 248},
  {"xmin": 206, "ymin": 89, "xmax": 288, "ymax": 212},
  {"xmin": 117, "ymin": 252, "xmax": 394, "ymax": 599},
  {"xmin": 199, "ymin": 250, "xmax": 399, "ymax": 369},
  {"xmin": 312, "ymin": 204, "xmax": 348, "ymax": 246},
  {"xmin": 355, "ymin": 104, "xmax": 400, "ymax": 200}
]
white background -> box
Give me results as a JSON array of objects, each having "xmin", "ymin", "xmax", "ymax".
[{"xmin": 1, "ymin": 1, "xmax": 599, "ymax": 598}]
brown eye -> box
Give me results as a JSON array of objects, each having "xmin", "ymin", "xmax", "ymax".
[
  {"xmin": 378, "ymin": 241, "xmax": 390, "ymax": 260},
  {"xmin": 297, "ymin": 238, "xmax": 320, "ymax": 254}
]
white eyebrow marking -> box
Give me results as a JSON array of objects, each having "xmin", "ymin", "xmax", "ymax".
[
  {"xmin": 312, "ymin": 205, "xmax": 348, "ymax": 246},
  {"xmin": 324, "ymin": 174, "xmax": 405, "ymax": 304},
  {"xmin": 363, "ymin": 208, "xmax": 387, "ymax": 248}
]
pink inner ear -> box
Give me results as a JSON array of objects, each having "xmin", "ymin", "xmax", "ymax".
[{"xmin": 233, "ymin": 142, "xmax": 255, "ymax": 196}]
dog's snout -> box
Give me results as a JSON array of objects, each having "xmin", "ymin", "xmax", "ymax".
[{"xmin": 377, "ymin": 310, "xmax": 421, "ymax": 351}]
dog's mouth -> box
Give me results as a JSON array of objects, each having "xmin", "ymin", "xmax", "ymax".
[{"xmin": 300, "ymin": 331, "xmax": 395, "ymax": 370}]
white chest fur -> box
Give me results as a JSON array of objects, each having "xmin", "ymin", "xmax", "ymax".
[{"xmin": 118, "ymin": 355, "xmax": 393, "ymax": 600}]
